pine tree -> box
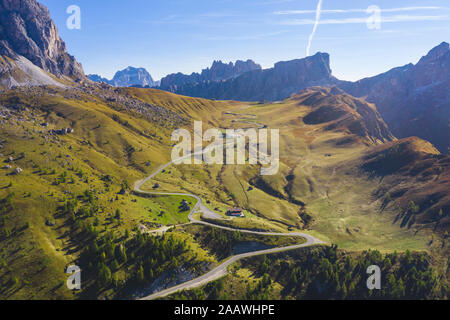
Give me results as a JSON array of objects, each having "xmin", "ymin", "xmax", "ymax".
[
  {"xmin": 99, "ymin": 265, "xmax": 112, "ymax": 286},
  {"xmin": 115, "ymin": 245, "xmax": 127, "ymax": 263},
  {"xmin": 148, "ymin": 268, "xmax": 154, "ymax": 280},
  {"xmin": 112, "ymin": 260, "xmax": 119, "ymax": 271},
  {"xmin": 137, "ymin": 265, "xmax": 144, "ymax": 283}
]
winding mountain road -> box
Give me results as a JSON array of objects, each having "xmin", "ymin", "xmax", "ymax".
[
  {"xmin": 134, "ymin": 130, "xmax": 325, "ymax": 300},
  {"xmin": 140, "ymin": 239, "xmax": 320, "ymax": 300}
]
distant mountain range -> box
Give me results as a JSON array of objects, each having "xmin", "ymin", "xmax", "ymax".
[
  {"xmin": 160, "ymin": 59, "xmax": 262, "ymax": 90},
  {"xmin": 88, "ymin": 59, "xmax": 261, "ymax": 89},
  {"xmin": 88, "ymin": 66, "xmax": 156, "ymax": 87},
  {"xmin": 158, "ymin": 54, "xmax": 333, "ymax": 102},
  {"xmin": 339, "ymin": 42, "xmax": 450, "ymax": 154},
  {"xmin": 153, "ymin": 43, "xmax": 450, "ymax": 154},
  {"xmin": 0, "ymin": 0, "xmax": 447, "ymax": 154}
]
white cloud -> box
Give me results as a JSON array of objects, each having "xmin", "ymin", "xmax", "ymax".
[
  {"xmin": 279, "ymin": 15, "xmax": 450, "ymax": 25},
  {"xmin": 274, "ymin": 6, "xmax": 445, "ymax": 15}
]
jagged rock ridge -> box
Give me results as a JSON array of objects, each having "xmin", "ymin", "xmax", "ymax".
[
  {"xmin": 159, "ymin": 53, "xmax": 335, "ymax": 101},
  {"xmin": 159, "ymin": 59, "xmax": 262, "ymax": 91}
]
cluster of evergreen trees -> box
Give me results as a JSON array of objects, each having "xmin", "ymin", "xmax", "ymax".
[
  {"xmin": 172, "ymin": 245, "xmax": 448, "ymax": 300},
  {"xmin": 246, "ymin": 246, "xmax": 448, "ymax": 299},
  {"xmin": 77, "ymin": 227, "xmax": 197, "ymax": 298},
  {"xmin": 193, "ymin": 227, "xmax": 243, "ymax": 260},
  {"xmin": 244, "ymin": 273, "xmax": 273, "ymax": 300},
  {"xmin": 55, "ymin": 189, "xmax": 201, "ymax": 299}
]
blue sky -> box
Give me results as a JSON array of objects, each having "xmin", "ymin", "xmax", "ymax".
[{"xmin": 40, "ymin": 0, "xmax": 450, "ymax": 81}]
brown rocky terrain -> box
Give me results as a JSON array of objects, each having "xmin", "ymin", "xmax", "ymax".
[
  {"xmin": 293, "ymin": 87, "xmax": 395, "ymax": 144},
  {"xmin": 357, "ymin": 137, "xmax": 449, "ymax": 234}
]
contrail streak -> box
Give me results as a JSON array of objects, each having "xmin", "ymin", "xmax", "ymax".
[{"xmin": 306, "ymin": 0, "xmax": 322, "ymax": 56}]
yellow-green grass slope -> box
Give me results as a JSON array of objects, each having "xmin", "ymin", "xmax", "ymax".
[
  {"xmin": 0, "ymin": 84, "xmax": 447, "ymax": 299},
  {"xmin": 0, "ymin": 85, "xmax": 239, "ymax": 299},
  {"xmin": 141, "ymin": 87, "xmax": 449, "ymax": 257}
]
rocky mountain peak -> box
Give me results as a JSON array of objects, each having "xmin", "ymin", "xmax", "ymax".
[
  {"xmin": 0, "ymin": 0, "xmax": 85, "ymax": 79},
  {"xmin": 200, "ymin": 59, "xmax": 261, "ymax": 81},
  {"xmin": 88, "ymin": 66, "xmax": 156, "ymax": 88},
  {"xmin": 418, "ymin": 41, "xmax": 449, "ymax": 64},
  {"xmin": 111, "ymin": 66, "xmax": 155, "ymax": 87}
]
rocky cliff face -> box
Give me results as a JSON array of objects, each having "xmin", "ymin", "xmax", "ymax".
[
  {"xmin": 159, "ymin": 53, "xmax": 335, "ymax": 101},
  {"xmin": 339, "ymin": 42, "xmax": 450, "ymax": 153},
  {"xmin": 159, "ymin": 59, "xmax": 262, "ymax": 91},
  {"xmin": 0, "ymin": 0, "xmax": 85, "ymax": 80},
  {"xmin": 88, "ymin": 66, "xmax": 155, "ymax": 87}
]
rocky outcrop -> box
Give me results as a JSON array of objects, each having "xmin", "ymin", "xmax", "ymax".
[
  {"xmin": 159, "ymin": 53, "xmax": 335, "ymax": 101},
  {"xmin": 88, "ymin": 66, "xmax": 155, "ymax": 87},
  {"xmin": 159, "ymin": 59, "xmax": 262, "ymax": 91},
  {"xmin": 338, "ymin": 42, "xmax": 450, "ymax": 153},
  {"xmin": 0, "ymin": 0, "xmax": 85, "ymax": 80}
]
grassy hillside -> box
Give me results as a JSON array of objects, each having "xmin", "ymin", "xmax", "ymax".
[
  {"xmin": 0, "ymin": 84, "xmax": 239, "ymax": 299},
  {"xmin": 0, "ymin": 84, "xmax": 447, "ymax": 299},
  {"xmin": 141, "ymin": 87, "xmax": 449, "ymax": 255},
  {"xmin": 122, "ymin": 87, "xmax": 241, "ymax": 123},
  {"xmin": 358, "ymin": 137, "xmax": 449, "ymax": 233}
]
